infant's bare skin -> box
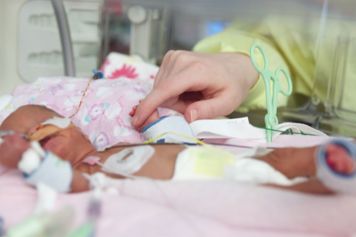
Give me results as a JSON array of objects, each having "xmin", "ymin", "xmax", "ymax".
[
  {"xmin": 129, "ymin": 101, "xmax": 159, "ymax": 132},
  {"xmin": 0, "ymin": 105, "xmax": 355, "ymax": 194},
  {"xmin": 260, "ymin": 146, "xmax": 355, "ymax": 194},
  {"xmin": 0, "ymin": 105, "xmax": 184, "ymax": 192}
]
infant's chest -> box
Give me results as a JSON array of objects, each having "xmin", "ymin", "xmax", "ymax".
[{"xmin": 75, "ymin": 148, "xmax": 128, "ymax": 175}]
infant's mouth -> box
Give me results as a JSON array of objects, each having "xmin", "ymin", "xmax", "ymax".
[{"xmin": 39, "ymin": 135, "xmax": 52, "ymax": 147}]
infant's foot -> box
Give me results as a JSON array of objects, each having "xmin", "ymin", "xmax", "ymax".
[
  {"xmin": 325, "ymin": 144, "xmax": 356, "ymax": 175},
  {"xmin": 130, "ymin": 102, "xmax": 160, "ymax": 131}
]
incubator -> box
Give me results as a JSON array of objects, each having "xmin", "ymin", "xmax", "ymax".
[
  {"xmin": 1, "ymin": 0, "xmax": 356, "ymax": 136},
  {"xmin": 101, "ymin": 0, "xmax": 356, "ymax": 137}
]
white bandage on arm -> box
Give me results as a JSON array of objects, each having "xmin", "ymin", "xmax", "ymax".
[
  {"xmin": 142, "ymin": 116, "xmax": 196, "ymax": 144},
  {"xmin": 316, "ymin": 139, "xmax": 356, "ymax": 195},
  {"xmin": 18, "ymin": 142, "xmax": 73, "ymax": 193},
  {"xmin": 83, "ymin": 172, "xmax": 108, "ymax": 189}
]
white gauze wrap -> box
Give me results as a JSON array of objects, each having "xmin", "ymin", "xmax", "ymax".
[
  {"xmin": 142, "ymin": 116, "xmax": 196, "ymax": 144},
  {"xmin": 316, "ymin": 139, "xmax": 356, "ymax": 195},
  {"xmin": 99, "ymin": 146, "xmax": 155, "ymax": 176}
]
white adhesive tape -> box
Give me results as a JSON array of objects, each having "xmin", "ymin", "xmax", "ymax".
[
  {"xmin": 101, "ymin": 146, "xmax": 155, "ymax": 175},
  {"xmin": 41, "ymin": 116, "xmax": 71, "ymax": 128}
]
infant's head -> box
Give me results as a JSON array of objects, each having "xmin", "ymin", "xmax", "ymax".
[
  {"xmin": 1, "ymin": 105, "xmax": 94, "ymax": 163},
  {"xmin": 1, "ymin": 105, "xmax": 61, "ymax": 135}
]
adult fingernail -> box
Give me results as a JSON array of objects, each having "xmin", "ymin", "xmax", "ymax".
[
  {"xmin": 191, "ymin": 109, "xmax": 198, "ymax": 122},
  {"xmin": 132, "ymin": 115, "xmax": 139, "ymax": 126}
]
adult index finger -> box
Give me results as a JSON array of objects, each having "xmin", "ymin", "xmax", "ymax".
[{"xmin": 131, "ymin": 75, "xmax": 196, "ymax": 127}]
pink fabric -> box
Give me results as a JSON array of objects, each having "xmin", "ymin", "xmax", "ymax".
[
  {"xmin": 82, "ymin": 156, "xmax": 101, "ymax": 165},
  {"xmin": 0, "ymin": 53, "xmax": 180, "ymax": 149},
  {"xmin": 0, "ymin": 167, "xmax": 355, "ymax": 237}
]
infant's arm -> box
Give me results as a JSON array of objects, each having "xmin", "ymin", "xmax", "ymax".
[
  {"xmin": 70, "ymin": 170, "xmax": 90, "ymax": 193},
  {"xmin": 0, "ymin": 134, "xmax": 30, "ymax": 168}
]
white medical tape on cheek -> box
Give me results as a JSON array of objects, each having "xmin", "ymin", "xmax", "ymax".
[
  {"xmin": 100, "ymin": 146, "xmax": 155, "ymax": 175},
  {"xmin": 142, "ymin": 116, "xmax": 196, "ymax": 144},
  {"xmin": 41, "ymin": 117, "xmax": 71, "ymax": 128},
  {"xmin": 316, "ymin": 139, "xmax": 356, "ymax": 195}
]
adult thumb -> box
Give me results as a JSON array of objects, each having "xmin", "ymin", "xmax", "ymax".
[{"xmin": 184, "ymin": 97, "xmax": 231, "ymax": 123}]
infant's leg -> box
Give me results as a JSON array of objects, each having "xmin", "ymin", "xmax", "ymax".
[
  {"xmin": 260, "ymin": 143, "xmax": 356, "ymax": 194},
  {"xmin": 258, "ymin": 146, "xmax": 318, "ymax": 179},
  {"xmin": 259, "ymin": 144, "xmax": 356, "ymax": 178},
  {"xmin": 268, "ymin": 178, "xmax": 333, "ymax": 194}
]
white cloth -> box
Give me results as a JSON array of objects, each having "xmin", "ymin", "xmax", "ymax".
[{"xmin": 172, "ymin": 146, "xmax": 306, "ymax": 185}]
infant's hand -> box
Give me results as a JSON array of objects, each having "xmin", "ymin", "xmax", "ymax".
[
  {"xmin": 130, "ymin": 102, "xmax": 159, "ymax": 132},
  {"xmin": 0, "ymin": 134, "xmax": 30, "ymax": 168}
]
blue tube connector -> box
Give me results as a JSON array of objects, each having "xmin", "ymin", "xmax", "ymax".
[{"xmin": 92, "ymin": 70, "xmax": 104, "ymax": 80}]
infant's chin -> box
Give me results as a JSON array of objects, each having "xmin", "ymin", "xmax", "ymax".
[
  {"xmin": 42, "ymin": 138, "xmax": 69, "ymax": 160},
  {"xmin": 39, "ymin": 136, "xmax": 52, "ymax": 148}
]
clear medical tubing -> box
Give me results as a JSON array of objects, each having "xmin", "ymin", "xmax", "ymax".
[{"xmin": 51, "ymin": 0, "xmax": 76, "ymax": 77}]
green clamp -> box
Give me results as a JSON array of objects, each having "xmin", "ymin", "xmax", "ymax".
[{"xmin": 250, "ymin": 44, "xmax": 293, "ymax": 142}]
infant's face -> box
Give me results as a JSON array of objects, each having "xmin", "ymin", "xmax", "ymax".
[{"xmin": 0, "ymin": 105, "xmax": 91, "ymax": 162}]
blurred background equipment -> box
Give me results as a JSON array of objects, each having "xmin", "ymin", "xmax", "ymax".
[{"xmin": 0, "ymin": 0, "xmax": 102, "ymax": 94}]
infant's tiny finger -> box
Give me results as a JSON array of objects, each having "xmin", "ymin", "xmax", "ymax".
[{"xmin": 129, "ymin": 106, "xmax": 138, "ymax": 117}]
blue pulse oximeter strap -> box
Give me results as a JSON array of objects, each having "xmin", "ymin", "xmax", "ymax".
[
  {"xmin": 142, "ymin": 116, "xmax": 197, "ymax": 144},
  {"xmin": 316, "ymin": 139, "xmax": 356, "ymax": 195}
]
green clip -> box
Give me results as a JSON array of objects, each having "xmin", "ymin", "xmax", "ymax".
[{"xmin": 250, "ymin": 44, "xmax": 293, "ymax": 142}]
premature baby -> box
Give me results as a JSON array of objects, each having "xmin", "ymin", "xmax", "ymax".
[{"xmin": 0, "ymin": 105, "xmax": 355, "ymax": 194}]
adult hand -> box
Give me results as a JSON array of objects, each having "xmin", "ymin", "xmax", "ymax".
[
  {"xmin": 0, "ymin": 134, "xmax": 30, "ymax": 168},
  {"xmin": 131, "ymin": 51, "xmax": 259, "ymax": 129}
]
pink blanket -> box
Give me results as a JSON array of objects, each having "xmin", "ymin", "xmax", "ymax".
[
  {"xmin": 0, "ymin": 53, "xmax": 180, "ymax": 149},
  {"xmin": 1, "ymin": 163, "xmax": 356, "ymax": 237}
]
